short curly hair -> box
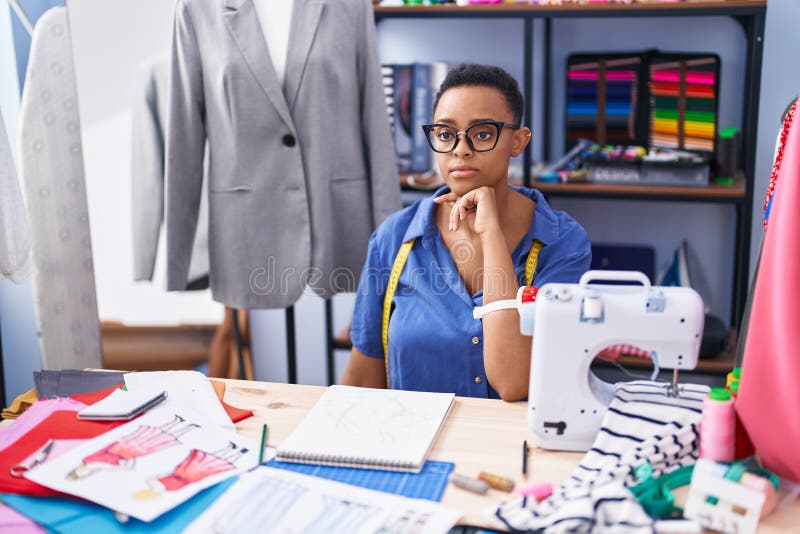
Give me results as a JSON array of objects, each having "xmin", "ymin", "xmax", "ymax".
[{"xmin": 433, "ymin": 64, "xmax": 524, "ymax": 126}]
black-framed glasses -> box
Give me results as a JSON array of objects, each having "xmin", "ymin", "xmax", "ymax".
[{"xmin": 421, "ymin": 120, "xmax": 520, "ymax": 153}]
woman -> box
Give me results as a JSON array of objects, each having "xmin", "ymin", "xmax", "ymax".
[{"xmin": 342, "ymin": 64, "xmax": 591, "ymax": 401}]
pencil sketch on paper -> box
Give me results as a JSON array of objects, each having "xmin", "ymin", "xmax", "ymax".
[
  {"xmin": 67, "ymin": 414, "xmax": 198, "ymax": 479},
  {"xmin": 316, "ymin": 390, "xmax": 440, "ymax": 444},
  {"xmin": 25, "ymin": 409, "xmax": 257, "ymax": 523},
  {"xmin": 134, "ymin": 441, "xmax": 249, "ymax": 499}
]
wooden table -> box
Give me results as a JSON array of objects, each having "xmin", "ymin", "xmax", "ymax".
[{"xmin": 223, "ymin": 379, "xmax": 800, "ymax": 532}]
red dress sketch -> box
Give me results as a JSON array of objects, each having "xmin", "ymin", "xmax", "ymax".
[
  {"xmin": 149, "ymin": 442, "xmax": 248, "ymax": 492},
  {"xmin": 68, "ymin": 415, "xmax": 198, "ymax": 479}
]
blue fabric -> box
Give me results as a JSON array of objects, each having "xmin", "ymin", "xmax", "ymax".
[
  {"xmin": 265, "ymin": 459, "xmax": 454, "ymax": 501},
  {"xmin": 0, "ymin": 477, "xmax": 236, "ymax": 533},
  {"xmin": 350, "ymin": 185, "xmax": 591, "ymax": 398}
]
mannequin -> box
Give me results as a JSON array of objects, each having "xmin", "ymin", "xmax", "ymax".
[{"xmin": 166, "ymin": 0, "xmax": 400, "ymax": 308}]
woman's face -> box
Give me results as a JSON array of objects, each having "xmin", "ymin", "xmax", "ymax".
[{"xmin": 432, "ymin": 85, "xmax": 530, "ymax": 197}]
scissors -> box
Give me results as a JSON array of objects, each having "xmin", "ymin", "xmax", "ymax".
[{"xmin": 10, "ymin": 438, "xmax": 56, "ymax": 478}]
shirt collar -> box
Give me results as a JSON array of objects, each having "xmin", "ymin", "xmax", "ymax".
[
  {"xmin": 401, "ymin": 184, "xmax": 560, "ymax": 248},
  {"xmin": 401, "ymin": 186, "xmax": 449, "ymax": 249}
]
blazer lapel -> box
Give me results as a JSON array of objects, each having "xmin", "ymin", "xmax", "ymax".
[
  {"xmin": 222, "ymin": 0, "xmax": 294, "ymax": 128},
  {"xmin": 284, "ymin": 0, "xmax": 325, "ymax": 111}
]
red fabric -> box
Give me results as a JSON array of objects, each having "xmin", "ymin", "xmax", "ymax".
[
  {"xmin": 0, "ymin": 412, "xmax": 124, "ymax": 496},
  {"xmin": 70, "ymin": 386, "xmax": 121, "ymax": 406},
  {"xmin": 221, "ymin": 401, "xmax": 253, "ymax": 423},
  {"xmin": 72, "ymin": 384, "xmax": 253, "ymax": 424},
  {"xmin": 737, "ymin": 103, "xmax": 800, "ymax": 484}
]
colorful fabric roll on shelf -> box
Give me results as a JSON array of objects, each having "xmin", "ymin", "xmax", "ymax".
[
  {"xmin": 648, "ymin": 59, "xmax": 718, "ymax": 153},
  {"xmin": 566, "ymin": 58, "xmax": 639, "ymax": 148}
]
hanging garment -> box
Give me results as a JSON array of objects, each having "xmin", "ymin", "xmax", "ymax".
[
  {"xmin": 0, "ymin": 108, "xmax": 32, "ymax": 282},
  {"xmin": 495, "ymin": 381, "xmax": 708, "ymax": 533},
  {"xmin": 131, "ymin": 56, "xmax": 209, "ymax": 287},
  {"xmin": 18, "ymin": 7, "xmax": 102, "ymax": 370},
  {"xmin": 737, "ymin": 97, "xmax": 800, "ymax": 485},
  {"xmin": 165, "ymin": 0, "xmax": 401, "ymax": 309}
]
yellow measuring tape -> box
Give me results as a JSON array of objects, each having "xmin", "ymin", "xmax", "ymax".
[{"xmin": 381, "ymin": 238, "xmax": 544, "ymax": 388}]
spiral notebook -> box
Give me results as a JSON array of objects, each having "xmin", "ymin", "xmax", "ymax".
[{"xmin": 276, "ymin": 385, "xmax": 455, "ymax": 473}]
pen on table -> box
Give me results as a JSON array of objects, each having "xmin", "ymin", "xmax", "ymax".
[
  {"xmin": 522, "ymin": 439, "xmax": 529, "ymax": 477},
  {"xmin": 258, "ymin": 423, "xmax": 269, "ymax": 465}
]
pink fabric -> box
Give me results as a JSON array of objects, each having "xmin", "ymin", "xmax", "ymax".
[
  {"xmin": 650, "ymin": 70, "xmax": 715, "ymax": 86},
  {"xmin": 567, "ymin": 70, "xmax": 636, "ymax": 82},
  {"xmin": 0, "ymin": 398, "xmax": 86, "ymax": 453},
  {"xmin": 0, "ymin": 503, "xmax": 46, "ymax": 533},
  {"xmin": 737, "ymin": 104, "xmax": 800, "ymax": 484}
]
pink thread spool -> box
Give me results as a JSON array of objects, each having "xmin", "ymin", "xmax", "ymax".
[
  {"xmin": 513, "ymin": 481, "xmax": 553, "ymax": 501},
  {"xmin": 699, "ymin": 387, "xmax": 735, "ymax": 462}
]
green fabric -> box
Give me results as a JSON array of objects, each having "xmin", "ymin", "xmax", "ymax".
[
  {"xmin": 653, "ymin": 97, "xmax": 716, "ymax": 111},
  {"xmin": 653, "ymin": 109, "xmax": 716, "ymax": 123},
  {"xmin": 630, "ymin": 464, "xmax": 695, "ymax": 519}
]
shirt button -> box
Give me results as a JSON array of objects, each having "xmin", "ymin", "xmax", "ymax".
[
  {"xmin": 471, "ymin": 336, "xmax": 480, "ymax": 345},
  {"xmin": 282, "ymin": 133, "xmax": 296, "ymax": 147},
  {"xmin": 474, "ymin": 376, "xmax": 483, "ymax": 384}
]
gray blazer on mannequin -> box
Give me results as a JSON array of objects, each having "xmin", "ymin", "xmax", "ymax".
[{"xmin": 166, "ymin": 0, "xmax": 401, "ymax": 309}]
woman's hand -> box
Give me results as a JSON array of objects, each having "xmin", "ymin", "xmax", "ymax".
[{"xmin": 433, "ymin": 186, "xmax": 502, "ymax": 237}]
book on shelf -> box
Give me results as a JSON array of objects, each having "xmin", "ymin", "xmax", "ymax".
[{"xmin": 383, "ymin": 61, "xmax": 453, "ymax": 176}]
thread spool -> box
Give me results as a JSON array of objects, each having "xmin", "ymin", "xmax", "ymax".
[
  {"xmin": 478, "ymin": 471, "xmax": 515, "ymax": 493},
  {"xmin": 699, "ymin": 387, "xmax": 735, "ymax": 462},
  {"xmin": 715, "ymin": 127, "xmax": 738, "ymax": 185},
  {"xmin": 725, "ymin": 367, "xmax": 741, "ymax": 389},
  {"xmin": 449, "ymin": 473, "xmax": 489, "ymax": 495},
  {"xmin": 513, "ymin": 481, "xmax": 553, "ymax": 501}
]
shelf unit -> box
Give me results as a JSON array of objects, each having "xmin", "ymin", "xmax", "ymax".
[{"xmin": 374, "ymin": 1, "xmax": 766, "ymax": 333}]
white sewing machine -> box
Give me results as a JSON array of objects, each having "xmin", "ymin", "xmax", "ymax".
[{"xmin": 517, "ymin": 270, "xmax": 704, "ymax": 452}]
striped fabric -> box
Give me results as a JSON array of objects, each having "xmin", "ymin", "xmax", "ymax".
[{"xmin": 495, "ymin": 381, "xmax": 708, "ymax": 533}]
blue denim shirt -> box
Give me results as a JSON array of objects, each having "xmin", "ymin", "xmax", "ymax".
[{"xmin": 350, "ymin": 185, "xmax": 591, "ymax": 398}]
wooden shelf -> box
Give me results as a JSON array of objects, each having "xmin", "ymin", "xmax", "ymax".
[
  {"xmin": 375, "ymin": 1, "xmax": 766, "ymax": 18},
  {"xmin": 100, "ymin": 323, "xmax": 215, "ymax": 372},
  {"xmin": 534, "ymin": 169, "xmax": 746, "ymax": 203}
]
